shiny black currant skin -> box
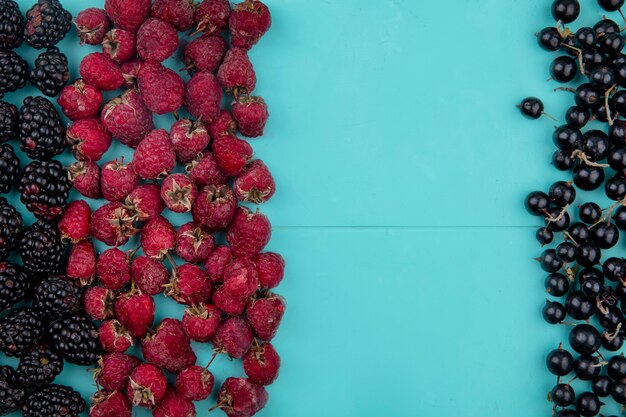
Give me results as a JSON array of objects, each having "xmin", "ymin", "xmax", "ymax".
[
  {"xmin": 579, "ymin": 202, "xmax": 602, "ymax": 224},
  {"xmin": 579, "ymin": 267, "xmax": 604, "ymax": 283},
  {"xmin": 539, "ymin": 26, "xmax": 563, "ymax": 51},
  {"xmin": 539, "ymin": 248, "xmax": 565, "ymax": 272},
  {"xmin": 608, "ymin": 355, "xmax": 626, "ymax": 379},
  {"xmin": 582, "ymin": 48, "xmax": 607, "ymax": 71},
  {"xmin": 543, "ymin": 300, "xmax": 566, "ymax": 323},
  {"xmin": 605, "ymin": 175, "xmax": 626, "ymax": 201},
  {"xmin": 566, "ymin": 291, "xmax": 596, "ymax": 319},
  {"xmin": 614, "ymin": 206, "xmax": 626, "ymax": 229},
  {"xmin": 599, "ymin": 0, "xmax": 625, "ymax": 11},
  {"xmin": 555, "ymin": 410, "xmax": 581, "ymax": 417},
  {"xmin": 611, "ymin": 120, "xmax": 626, "ymax": 145},
  {"xmin": 594, "ymin": 18, "xmax": 620, "ymax": 36},
  {"xmin": 552, "ymin": 0, "xmax": 581, "ymax": 23},
  {"xmin": 575, "ymin": 392, "xmax": 601, "ymax": 416},
  {"xmin": 569, "ymin": 324, "xmax": 601, "ymax": 354},
  {"xmin": 545, "ymin": 272, "xmax": 570, "ymax": 296},
  {"xmin": 525, "ymin": 191, "xmax": 551, "ymax": 216},
  {"xmin": 577, "ymin": 241, "xmax": 602, "ymax": 266},
  {"xmin": 575, "ymin": 354, "xmax": 602, "ymax": 380},
  {"xmin": 611, "ymin": 90, "xmax": 626, "ymax": 113},
  {"xmin": 611, "ymin": 53, "xmax": 626, "ymax": 68},
  {"xmin": 553, "ymin": 383, "xmax": 576, "ymax": 406},
  {"xmin": 575, "ymin": 83, "xmax": 603, "ymax": 108},
  {"xmin": 599, "ymin": 306, "xmax": 623, "ymax": 329},
  {"xmin": 546, "ymin": 207, "xmax": 571, "ymax": 231},
  {"xmin": 593, "ymin": 101, "xmax": 618, "ymax": 122},
  {"xmin": 566, "ymin": 106, "xmax": 591, "ymax": 128},
  {"xmin": 608, "ymin": 147, "xmax": 626, "ymax": 171},
  {"xmin": 553, "ymin": 149, "xmax": 576, "ymax": 170},
  {"xmin": 613, "ymin": 379, "xmax": 626, "ymax": 404},
  {"xmin": 550, "ymin": 181, "xmax": 576, "ymax": 207},
  {"xmin": 569, "ymin": 222, "xmax": 591, "ymax": 241},
  {"xmin": 562, "ymin": 35, "xmax": 580, "ymax": 56},
  {"xmin": 600, "ymin": 32, "xmax": 625, "ymax": 55},
  {"xmin": 581, "ymin": 277, "xmax": 603, "ymax": 298},
  {"xmin": 547, "ymin": 347, "xmax": 575, "ymax": 376},
  {"xmin": 537, "ymin": 227, "xmax": 554, "ymax": 245},
  {"xmin": 519, "ymin": 97, "xmax": 544, "ymax": 119},
  {"xmin": 592, "ymin": 375, "xmax": 613, "ymax": 397},
  {"xmin": 592, "ymin": 221, "xmax": 620, "ymax": 248},
  {"xmin": 573, "ymin": 165, "xmax": 605, "ymax": 191},
  {"xmin": 576, "ymin": 27, "xmax": 597, "ymax": 49},
  {"xmin": 616, "ymin": 63, "xmax": 626, "ymax": 87},
  {"xmin": 589, "ymin": 65, "xmax": 615, "ymax": 90},
  {"xmin": 603, "ymin": 331, "xmax": 625, "ymax": 351},
  {"xmin": 551, "ymin": 56, "xmax": 578, "ymax": 83},
  {"xmin": 553, "ymin": 125, "xmax": 583, "ymax": 151},
  {"xmin": 556, "ymin": 241, "xmax": 578, "ymax": 263}
]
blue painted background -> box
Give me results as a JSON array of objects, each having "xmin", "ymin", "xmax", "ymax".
[{"xmin": 2, "ymin": 0, "xmax": 612, "ymax": 416}]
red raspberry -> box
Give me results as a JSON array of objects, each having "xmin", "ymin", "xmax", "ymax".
[
  {"xmin": 125, "ymin": 184, "xmax": 164, "ymax": 221},
  {"xmin": 175, "ymin": 222, "xmax": 214, "ymax": 263},
  {"xmin": 246, "ymin": 293, "xmax": 285, "ymax": 341},
  {"xmin": 161, "ymin": 174, "xmax": 198, "ymax": 213},
  {"xmin": 75, "ymin": 8, "xmax": 110, "ymax": 45},
  {"xmin": 153, "ymin": 391, "xmax": 196, "ymax": 417},
  {"xmin": 243, "ymin": 341, "xmax": 280, "ymax": 386},
  {"xmin": 212, "ymin": 316, "xmax": 253, "ymax": 358},
  {"xmin": 120, "ymin": 60, "xmax": 141, "ymax": 89},
  {"xmin": 101, "ymin": 90, "xmax": 154, "ymax": 148},
  {"xmin": 186, "ymin": 153, "xmax": 226, "ymax": 187},
  {"xmin": 137, "ymin": 18, "xmax": 178, "ymax": 62},
  {"xmin": 58, "ymin": 200, "xmax": 92, "ymax": 243},
  {"xmin": 183, "ymin": 34, "xmax": 227, "ymax": 74},
  {"xmin": 142, "ymin": 318, "xmax": 197, "ymax": 373},
  {"xmin": 97, "ymin": 247, "xmax": 131, "ymax": 290},
  {"xmin": 104, "ymin": 0, "xmax": 151, "ymax": 33},
  {"xmin": 138, "ymin": 60, "xmax": 185, "ymax": 115},
  {"xmin": 94, "ymin": 353, "xmax": 141, "ymax": 392},
  {"xmin": 229, "ymin": 0, "xmax": 272, "ymax": 50},
  {"xmin": 204, "ymin": 245, "xmax": 232, "ymax": 283},
  {"xmin": 215, "ymin": 377, "xmax": 268, "ymax": 417},
  {"xmin": 132, "ymin": 255, "xmax": 170, "ymax": 295},
  {"xmin": 209, "ymin": 110, "xmax": 238, "ymax": 139},
  {"xmin": 66, "ymin": 118, "xmax": 112, "ymax": 162},
  {"xmin": 217, "ymin": 48, "xmax": 256, "ymax": 94},
  {"xmin": 66, "ymin": 240, "xmax": 97, "ymax": 285},
  {"xmin": 99, "ymin": 319, "xmax": 134, "ymax": 353},
  {"xmin": 151, "ymin": 0, "xmax": 195, "ymax": 31},
  {"xmin": 80, "ymin": 52, "xmax": 125, "ymax": 91},
  {"xmin": 115, "ymin": 292, "xmax": 155, "ymax": 339},
  {"xmin": 141, "ymin": 215, "xmax": 176, "ymax": 259},
  {"xmin": 232, "ymin": 95, "xmax": 268, "ymax": 138},
  {"xmin": 253, "ymin": 252, "xmax": 284, "ymax": 289},
  {"xmin": 194, "ymin": 0, "xmax": 230, "ymax": 34},
  {"xmin": 102, "ymin": 29, "xmax": 137, "ymax": 63},
  {"xmin": 176, "ymin": 365, "xmax": 214, "ymax": 401},
  {"xmin": 69, "ymin": 161, "xmax": 101, "ymax": 199},
  {"xmin": 226, "ymin": 207, "xmax": 271, "ymax": 258},
  {"xmin": 101, "ymin": 159, "xmax": 139, "ymax": 202},
  {"xmin": 84, "ymin": 286, "xmax": 116, "ymax": 321},
  {"xmin": 91, "ymin": 202, "xmax": 137, "ymax": 247},
  {"xmin": 212, "ymin": 284, "xmax": 247, "ymax": 315},
  {"xmin": 185, "ymin": 71, "xmax": 222, "ymax": 123},
  {"xmin": 234, "ymin": 160, "xmax": 275, "ymax": 204},
  {"xmin": 182, "ymin": 302, "xmax": 221, "ymax": 342},
  {"xmin": 170, "ymin": 119, "xmax": 210, "ymax": 163},
  {"xmin": 126, "ymin": 363, "xmax": 167, "ymax": 408},
  {"xmin": 191, "ymin": 185, "xmax": 237, "ymax": 231},
  {"xmin": 223, "ymin": 258, "xmax": 259, "ymax": 300},
  {"xmin": 166, "ymin": 263, "xmax": 212, "ymax": 305},
  {"xmin": 57, "ymin": 79, "xmax": 103, "ymax": 121},
  {"xmin": 133, "ymin": 129, "xmax": 176, "ymax": 179},
  {"xmin": 89, "ymin": 391, "xmax": 132, "ymax": 417},
  {"xmin": 212, "ymin": 135, "xmax": 253, "ymax": 177}
]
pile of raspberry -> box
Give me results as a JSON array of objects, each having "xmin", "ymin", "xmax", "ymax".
[{"xmin": 58, "ymin": 1, "xmax": 284, "ymax": 416}]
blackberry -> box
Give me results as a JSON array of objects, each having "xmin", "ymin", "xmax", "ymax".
[
  {"xmin": 29, "ymin": 47, "xmax": 68, "ymax": 97},
  {"xmin": 0, "ymin": 100, "xmax": 17, "ymax": 142},
  {"xmin": 16, "ymin": 345, "xmax": 63, "ymax": 388},
  {"xmin": 0, "ymin": 143, "xmax": 19, "ymax": 193},
  {"xmin": 0, "ymin": 49, "xmax": 27, "ymax": 98},
  {"xmin": 48, "ymin": 314, "xmax": 99, "ymax": 365},
  {"xmin": 19, "ymin": 220, "xmax": 64, "ymax": 276},
  {"xmin": 19, "ymin": 160, "xmax": 70, "ymax": 220},
  {"xmin": 0, "ymin": 262, "xmax": 30, "ymax": 313},
  {"xmin": 0, "ymin": 197, "xmax": 21, "ymax": 260},
  {"xmin": 23, "ymin": 0, "xmax": 71, "ymax": 49},
  {"xmin": 0, "ymin": 366, "xmax": 25, "ymax": 415},
  {"xmin": 21, "ymin": 384, "xmax": 85, "ymax": 417},
  {"xmin": 0, "ymin": 0, "xmax": 24, "ymax": 49},
  {"xmin": 33, "ymin": 276, "xmax": 82, "ymax": 320},
  {"xmin": 0, "ymin": 307, "xmax": 44, "ymax": 357},
  {"xmin": 19, "ymin": 96, "xmax": 65, "ymax": 160}
]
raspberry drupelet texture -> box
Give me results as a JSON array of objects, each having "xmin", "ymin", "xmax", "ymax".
[
  {"xmin": 151, "ymin": 0, "xmax": 195, "ymax": 31},
  {"xmin": 66, "ymin": 239, "xmax": 97, "ymax": 284},
  {"xmin": 212, "ymin": 134, "xmax": 253, "ymax": 177},
  {"xmin": 185, "ymin": 71, "xmax": 222, "ymax": 123},
  {"xmin": 137, "ymin": 18, "xmax": 178, "ymax": 62},
  {"xmin": 182, "ymin": 302, "xmax": 221, "ymax": 342},
  {"xmin": 229, "ymin": 0, "xmax": 272, "ymax": 50},
  {"xmin": 141, "ymin": 215, "xmax": 176, "ymax": 260},
  {"xmin": 104, "ymin": 0, "xmax": 151, "ymax": 33},
  {"xmin": 161, "ymin": 174, "xmax": 198, "ymax": 213},
  {"xmin": 138, "ymin": 60, "xmax": 185, "ymax": 115},
  {"xmin": 69, "ymin": 161, "xmax": 101, "ymax": 199},
  {"xmin": 194, "ymin": 0, "xmax": 230, "ymax": 34},
  {"xmin": 115, "ymin": 292, "xmax": 155, "ymax": 339},
  {"xmin": 223, "ymin": 257, "xmax": 259, "ymax": 300},
  {"xmin": 102, "ymin": 29, "xmax": 137, "ymax": 63},
  {"xmin": 212, "ymin": 316, "xmax": 253, "ymax": 358},
  {"xmin": 75, "ymin": 8, "xmax": 110, "ymax": 45},
  {"xmin": 80, "ymin": 52, "xmax": 124, "ymax": 91},
  {"xmin": 217, "ymin": 47, "xmax": 256, "ymax": 94},
  {"xmin": 232, "ymin": 95, "xmax": 269, "ymax": 138},
  {"xmin": 125, "ymin": 184, "xmax": 164, "ymax": 221},
  {"xmin": 132, "ymin": 255, "xmax": 169, "ymax": 295},
  {"xmin": 57, "ymin": 79, "xmax": 103, "ymax": 121},
  {"xmin": 192, "ymin": 185, "xmax": 237, "ymax": 231},
  {"xmin": 246, "ymin": 292, "xmax": 285, "ymax": 341},
  {"xmin": 253, "ymin": 252, "xmax": 284, "ymax": 289},
  {"xmin": 94, "ymin": 353, "xmax": 141, "ymax": 392},
  {"xmin": 66, "ymin": 118, "xmax": 112, "ymax": 162},
  {"xmin": 98, "ymin": 319, "xmax": 133, "ymax": 354},
  {"xmin": 101, "ymin": 159, "xmax": 139, "ymax": 202},
  {"xmin": 210, "ymin": 110, "xmax": 238, "ymax": 139},
  {"xmin": 83, "ymin": 286, "xmax": 115, "ymax": 321},
  {"xmin": 243, "ymin": 341, "xmax": 280, "ymax": 386},
  {"xmin": 234, "ymin": 160, "xmax": 275, "ymax": 204},
  {"xmin": 183, "ymin": 34, "xmax": 227, "ymax": 74},
  {"xmin": 58, "ymin": 200, "xmax": 92, "ymax": 243},
  {"xmin": 187, "ymin": 153, "xmax": 227, "ymax": 187},
  {"xmin": 176, "ymin": 366, "xmax": 214, "ymax": 402},
  {"xmin": 101, "ymin": 90, "xmax": 154, "ymax": 148},
  {"xmin": 133, "ymin": 129, "xmax": 176, "ymax": 179},
  {"xmin": 212, "ymin": 284, "xmax": 247, "ymax": 315},
  {"xmin": 226, "ymin": 206, "xmax": 271, "ymax": 258},
  {"xmin": 126, "ymin": 363, "xmax": 167, "ymax": 408},
  {"xmin": 89, "ymin": 391, "xmax": 132, "ymax": 417},
  {"xmin": 205, "ymin": 245, "xmax": 233, "ymax": 283},
  {"xmin": 175, "ymin": 222, "xmax": 214, "ymax": 263},
  {"xmin": 142, "ymin": 318, "xmax": 197, "ymax": 373},
  {"xmin": 96, "ymin": 247, "xmax": 131, "ymax": 290},
  {"xmin": 166, "ymin": 263, "xmax": 212, "ymax": 305},
  {"xmin": 215, "ymin": 377, "xmax": 268, "ymax": 417},
  {"xmin": 152, "ymin": 391, "xmax": 196, "ymax": 417},
  {"xmin": 120, "ymin": 60, "xmax": 141, "ymax": 88},
  {"xmin": 170, "ymin": 118, "xmax": 210, "ymax": 163},
  {"xmin": 91, "ymin": 202, "xmax": 137, "ymax": 246}
]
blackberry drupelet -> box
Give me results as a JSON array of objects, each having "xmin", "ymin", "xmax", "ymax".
[
  {"xmin": 29, "ymin": 47, "xmax": 68, "ymax": 97},
  {"xmin": 19, "ymin": 220, "xmax": 64, "ymax": 276},
  {"xmin": 0, "ymin": 262, "xmax": 31, "ymax": 313},
  {"xmin": 48, "ymin": 314, "xmax": 99, "ymax": 365},
  {"xmin": 0, "ymin": 197, "xmax": 22, "ymax": 260},
  {"xmin": 16, "ymin": 345, "xmax": 63, "ymax": 388},
  {"xmin": 0, "ymin": 49, "xmax": 27, "ymax": 98},
  {"xmin": 0, "ymin": 143, "xmax": 19, "ymax": 193},
  {"xmin": 19, "ymin": 96, "xmax": 65, "ymax": 160},
  {"xmin": 0, "ymin": 100, "xmax": 18, "ymax": 142},
  {"xmin": 19, "ymin": 160, "xmax": 70, "ymax": 220},
  {"xmin": 33, "ymin": 276, "xmax": 82, "ymax": 320},
  {"xmin": 0, "ymin": 366, "xmax": 25, "ymax": 415},
  {"xmin": 23, "ymin": 0, "xmax": 71, "ymax": 49},
  {"xmin": 0, "ymin": 0, "xmax": 24, "ymax": 49},
  {"xmin": 0, "ymin": 307, "xmax": 44, "ymax": 357},
  {"xmin": 21, "ymin": 384, "xmax": 85, "ymax": 417}
]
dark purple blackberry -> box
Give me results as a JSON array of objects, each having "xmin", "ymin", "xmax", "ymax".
[
  {"xmin": 48, "ymin": 314, "xmax": 99, "ymax": 365},
  {"xmin": 33, "ymin": 276, "xmax": 82, "ymax": 320},
  {"xmin": 21, "ymin": 384, "xmax": 85, "ymax": 417},
  {"xmin": 0, "ymin": 48, "xmax": 27, "ymax": 98},
  {"xmin": 23, "ymin": 0, "xmax": 71, "ymax": 49},
  {"xmin": 16, "ymin": 345, "xmax": 63, "ymax": 388},
  {"xmin": 0, "ymin": 143, "xmax": 19, "ymax": 193},
  {"xmin": 0, "ymin": 100, "xmax": 18, "ymax": 142},
  {"xmin": 0, "ymin": 0, "xmax": 24, "ymax": 49},
  {"xmin": 0, "ymin": 262, "xmax": 31, "ymax": 313},
  {"xmin": 29, "ymin": 47, "xmax": 68, "ymax": 97},
  {"xmin": 19, "ymin": 220, "xmax": 64, "ymax": 276},
  {"xmin": 0, "ymin": 366, "xmax": 25, "ymax": 415},
  {"xmin": 19, "ymin": 96, "xmax": 65, "ymax": 160},
  {"xmin": 0, "ymin": 197, "xmax": 21, "ymax": 260},
  {"xmin": 19, "ymin": 160, "xmax": 70, "ymax": 220},
  {"xmin": 0, "ymin": 307, "xmax": 44, "ymax": 357}
]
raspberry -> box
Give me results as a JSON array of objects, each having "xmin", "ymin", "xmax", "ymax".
[
  {"xmin": 226, "ymin": 207, "xmax": 271, "ymax": 258},
  {"xmin": 176, "ymin": 365, "xmax": 214, "ymax": 401},
  {"xmin": 133, "ymin": 129, "xmax": 176, "ymax": 179},
  {"xmin": 102, "ymin": 29, "xmax": 137, "ymax": 63},
  {"xmin": 125, "ymin": 184, "xmax": 164, "ymax": 221},
  {"xmin": 185, "ymin": 71, "xmax": 222, "ymax": 123},
  {"xmin": 96, "ymin": 247, "xmax": 131, "ymax": 290},
  {"xmin": 137, "ymin": 18, "xmax": 178, "ymax": 62},
  {"xmin": 243, "ymin": 341, "xmax": 280, "ymax": 386},
  {"xmin": 75, "ymin": 8, "xmax": 110, "ymax": 45},
  {"xmin": 58, "ymin": 200, "xmax": 91, "ymax": 243},
  {"xmin": 186, "ymin": 152, "xmax": 227, "ymax": 187},
  {"xmin": 166, "ymin": 263, "xmax": 212, "ymax": 305},
  {"xmin": 138, "ymin": 60, "xmax": 185, "ymax": 115},
  {"xmin": 98, "ymin": 319, "xmax": 133, "ymax": 353},
  {"xmin": 194, "ymin": 0, "xmax": 230, "ymax": 34},
  {"xmin": 141, "ymin": 215, "xmax": 175, "ymax": 259},
  {"xmin": 84, "ymin": 286, "xmax": 116, "ymax": 321},
  {"xmin": 151, "ymin": 0, "xmax": 195, "ymax": 31},
  {"xmin": 132, "ymin": 255, "xmax": 169, "ymax": 296},
  {"xmin": 142, "ymin": 318, "xmax": 197, "ymax": 373},
  {"xmin": 126, "ymin": 363, "xmax": 167, "ymax": 408},
  {"xmin": 101, "ymin": 159, "xmax": 139, "ymax": 202},
  {"xmin": 212, "ymin": 135, "xmax": 253, "ymax": 176},
  {"xmin": 80, "ymin": 52, "xmax": 124, "ymax": 91},
  {"xmin": 66, "ymin": 118, "xmax": 112, "ymax": 162},
  {"xmin": 234, "ymin": 160, "xmax": 275, "ymax": 204},
  {"xmin": 66, "ymin": 239, "xmax": 97, "ymax": 284},
  {"xmin": 170, "ymin": 118, "xmax": 210, "ymax": 163},
  {"xmin": 94, "ymin": 353, "xmax": 141, "ymax": 392},
  {"xmin": 224, "ymin": 258, "xmax": 259, "ymax": 300},
  {"xmin": 229, "ymin": 0, "xmax": 272, "ymax": 50},
  {"xmin": 212, "ymin": 284, "xmax": 247, "ymax": 315},
  {"xmin": 101, "ymin": 90, "xmax": 154, "ymax": 148},
  {"xmin": 217, "ymin": 48, "xmax": 256, "ymax": 94},
  {"xmin": 104, "ymin": 0, "xmax": 151, "ymax": 33},
  {"xmin": 183, "ymin": 34, "xmax": 227, "ymax": 74},
  {"xmin": 161, "ymin": 173, "xmax": 198, "ymax": 213},
  {"xmin": 214, "ymin": 377, "xmax": 268, "ymax": 417},
  {"xmin": 115, "ymin": 292, "xmax": 155, "ymax": 339},
  {"xmin": 175, "ymin": 222, "xmax": 214, "ymax": 263},
  {"xmin": 246, "ymin": 292, "xmax": 285, "ymax": 341},
  {"xmin": 89, "ymin": 391, "xmax": 132, "ymax": 417},
  {"xmin": 153, "ymin": 391, "xmax": 196, "ymax": 417},
  {"xmin": 91, "ymin": 202, "xmax": 137, "ymax": 247},
  {"xmin": 68, "ymin": 161, "xmax": 101, "ymax": 199},
  {"xmin": 209, "ymin": 110, "xmax": 238, "ymax": 139},
  {"xmin": 212, "ymin": 316, "xmax": 253, "ymax": 358},
  {"xmin": 57, "ymin": 79, "xmax": 103, "ymax": 121},
  {"xmin": 204, "ymin": 245, "xmax": 233, "ymax": 283},
  {"xmin": 182, "ymin": 302, "xmax": 221, "ymax": 342},
  {"xmin": 120, "ymin": 60, "xmax": 141, "ymax": 89},
  {"xmin": 192, "ymin": 185, "xmax": 237, "ymax": 231},
  {"xmin": 253, "ymin": 252, "xmax": 284, "ymax": 289},
  {"xmin": 232, "ymin": 95, "xmax": 268, "ymax": 138}
]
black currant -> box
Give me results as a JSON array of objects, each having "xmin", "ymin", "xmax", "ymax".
[
  {"xmin": 603, "ymin": 257, "xmax": 626, "ymax": 281},
  {"xmin": 598, "ymin": 0, "xmax": 625, "ymax": 11},
  {"xmin": 547, "ymin": 346, "xmax": 575, "ymax": 376},
  {"xmin": 605, "ymin": 175, "xmax": 626, "ymax": 201},
  {"xmin": 592, "ymin": 375, "xmax": 612, "ymax": 397},
  {"xmin": 551, "ymin": 56, "xmax": 578, "ymax": 83},
  {"xmin": 545, "ymin": 272, "xmax": 570, "ymax": 296},
  {"xmin": 581, "ymin": 130, "xmax": 610, "ymax": 161},
  {"xmin": 519, "ymin": 97, "xmax": 546, "ymax": 119},
  {"xmin": 566, "ymin": 291, "xmax": 596, "ymax": 319},
  {"xmin": 575, "ymin": 392, "xmax": 601, "ymax": 416},
  {"xmin": 579, "ymin": 202, "xmax": 602, "ymax": 224},
  {"xmin": 544, "ymin": 300, "xmax": 567, "ymax": 324},
  {"xmin": 553, "ymin": 383, "xmax": 576, "ymax": 406},
  {"xmin": 537, "ymin": 227, "xmax": 554, "ymax": 245},
  {"xmin": 592, "ymin": 221, "xmax": 619, "ymax": 248},
  {"xmin": 576, "ymin": 27, "xmax": 597, "ymax": 49},
  {"xmin": 566, "ymin": 106, "xmax": 591, "ymax": 128},
  {"xmin": 552, "ymin": 0, "xmax": 581, "ymax": 23},
  {"xmin": 612, "ymin": 379, "xmax": 626, "ymax": 404},
  {"xmin": 589, "ymin": 65, "xmax": 615, "ymax": 90},
  {"xmin": 553, "ymin": 125, "xmax": 583, "ymax": 151},
  {"xmin": 554, "ymin": 149, "xmax": 576, "ymax": 170},
  {"xmin": 573, "ymin": 165, "xmax": 605, "ymax": 191},
  {"xmin": 569, "ymin": 324, "xmax": 601, "ymax": 354},
  {"xmin": 577, "ymin": 241, "xmax": 602, "ymax": 266},
  {"xmin": 609, "ymin": 119, "xmax": 626, "ymax": 145},
  {"xmin": 594, "ymin": 19, "xmax": 620, "ymax": 36},
  {"xmin": 581, "ymin": 277, "xmax": 603, "ymax": 298},
  {"xmin": 600, "ymin": 32, "xmax": 625, "ymax": 55},
  {"xmin": 557, "ymin": 241, "xmax": 578, "ymax": 263},
  {"xmin": 603, "ymin": 331, "xmax": 624, "ymax": 351},
  {"xmin": 599, "ymin": 306, "xmax": 623, "ymax": 329},
  {"xmin": 608, "ymin": 146, "xmax": 626, "ymax": 171},
  {"xmin": 539, "ymin": 248, "xmax": 565, "ymax": 272},
  {"xmin": 539, "ymin": 27, "xmax": 563, "ymax": 51},
  {"xmin": 569, "ymin": 222, "xmax": 591, "ymax": 241},
  {"xmin": 546, "ymin": 207, "xmax": 571, "ymax": 231},
  {"xmin": 575, "ymin": 83, "xmax": 603, "ymax": 108},
  {"xmin": 525, "ymin": 191, "xmax": 550, "ymax": 216},
  {"xmin": 550, "ymin": 181, "xmax": 576, "ymax": 207},
  {"xmin": 614, "ymin": 206, "xmax": 626, "ymax": 229},
  {"xmin": 575, "ymin": 354, "xmax": 602, "ymax": 380}
]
